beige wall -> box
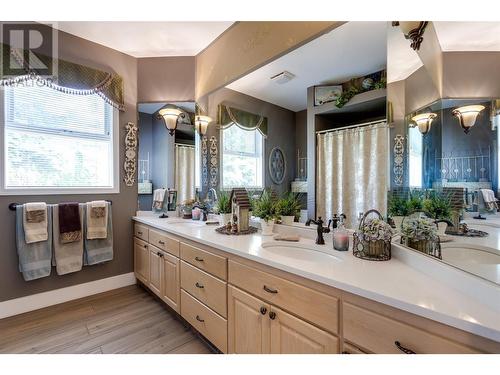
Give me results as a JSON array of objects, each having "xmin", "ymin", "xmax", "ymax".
[
  {"xmin": 138, "ymin": 56, "xmax": 195, "ymax": 103},
  {"xmin": 195, "ymin": 21, "xmax": 342, "ymax": 99},
  {"xmin": 404, "ymin": 66, "xmax": 440, "ymax": 113}
]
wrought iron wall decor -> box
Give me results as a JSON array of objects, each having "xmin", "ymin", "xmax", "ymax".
[
  {"xmin": 269, "ymin": 147, "xmax": 286, "ymax": 184},
  {"xmin": 209, "ymin": 136, "xmax": 218, "ymax": 187},
  {"xmin": 123, "ymin": 122, "xmax": 138, "ymax": 187},
  {"xmin": 393, "ymin": 134, "xmax": 405, "ymax": 187},
  {"xmin": 201, "ymin": 136, "xmax": 208, "ymax": 188}
]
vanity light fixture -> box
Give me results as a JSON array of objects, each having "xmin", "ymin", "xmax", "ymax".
[
  {"xmin": 392, "ymin": 21, "xmax": 428, "ymax": 51},
  {"xmin": 158, "ymin": 107, "xmax": 183, "ymax": 136},
  {"xmin": 452, "ymin": 105, "xmax": 485, "ymax": 134},
  {"xmin": 194, "ymin": 115, "xmax": 212, "ymax": 136},
  {"xmin": 411, "ymin": 112, "xmax": 437, "ymax": 135}
]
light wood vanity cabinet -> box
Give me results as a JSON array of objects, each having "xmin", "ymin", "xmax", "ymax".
[
  {"xmin": 160, "ymin": 252, "xmax": 180, "ymax": 312},
  {"xmin": 148, "ymin": 246, "xmax": 162, "ymax": 296},
  {"xmin": 133, "ymin": 238, "xmax": 149, "ymax": 285}
]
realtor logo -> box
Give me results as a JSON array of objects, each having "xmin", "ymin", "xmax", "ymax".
[{"xmin": 1, "ymin": 22, "xmax": 57, "ymax": 78}]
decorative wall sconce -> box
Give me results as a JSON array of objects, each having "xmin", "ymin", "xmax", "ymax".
[
  {"xmin": 452, "ymin": 105, "xmax": 485, "ymax": 134},
  {"xmin": 158, "ymin": 107, "xmax": 184, "ymax": 136},
  {"xmin": 194, "ymin": 115, "xmax": 212, "ymax": 136},
  {"xmin": 392, "ymin": 21, "xmax": 428, "ymax": 51},
  {"xmin": 411, "ymin": 112, "xmax": 437, "ymax": 135}
]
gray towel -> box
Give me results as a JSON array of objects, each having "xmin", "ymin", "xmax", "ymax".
[
  {"xmin": 16, "ymin": 205, "xmax": 53, "ymax": 281},
  {"xmin": 84, "ymin": 202, "xmax": 113, "ymax": 265},
  {"xmin": 52, "ymin": 204, "xmax": 84, "ymax": 275}
]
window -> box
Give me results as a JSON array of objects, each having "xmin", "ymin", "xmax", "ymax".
[
  {"xmin": 221, "ymin": 125, "xmax": 263, "ymax": 189},
  {"xmin": 0, "ymin": 81, "xmax": 118, "ymax": 194},
  {"xmin": 408, "ymin": 125, "xmax": 423, "ymax": 188}
]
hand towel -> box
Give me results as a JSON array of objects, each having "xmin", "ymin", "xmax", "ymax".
[
  {"xmin": 152, "ymin": 188, "xmax": 166, "ymax": 210},
  {"xmin": 53, "ymin": 204, "xmax": 84, "ymax": 275},
  {"xmin": 58, "ymin": 202, "xmax": 82, "ymax": 244},
  {"xmin": 84, "ymin": 202, "xmax": 113, "ymax": 265},
  {"xmin": 16, "ymin": 205, "xmax": 52, "ymax": 281},
  {"xmin": 23, "ymin": 202, "xmax": 48, "ymax": 244},
  {"xmin": 480, "ymin": 189, "xmax": 498, "ymax": 211},
  {"xmin": 86, "ymin": 201, "xmax": 108, "ymax": 239}
]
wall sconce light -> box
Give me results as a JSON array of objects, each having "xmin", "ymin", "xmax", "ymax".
[
  {"xmin": 194, "ymin": 115, "xmax": 212, "ymax": 136},
  {"xmin": 411, "ymin": 112, "xmax": 437, "ymax": 135},
  {"xmin": 393, "ymin": 21, "xmax": 428, "ymax": 51},
  {"xmin": 159, "ymin": 107, "xmax": 183, "ymax": 136},
  {"xmin": 452, "ymin": 105, "xmax": 485, "ymax": 134}
]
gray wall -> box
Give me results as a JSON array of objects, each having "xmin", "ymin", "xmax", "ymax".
[
  {"xmin": 0, "ymin": 29, "xmax": 138, "ymax": 302},
  {"xmin": 295, "ymin": 110, "xmax": 307, "ymax": 163},
  {"xmin": 138, "ymin": 112, "xmax": 153, "ymax": 210},
  {"xmin": 152, "ymin": 115, "xmax": 175, "ymax": 190}
]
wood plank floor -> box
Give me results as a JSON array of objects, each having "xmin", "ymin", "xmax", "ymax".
[{"xmin": 0, "ymin": 285, "xmax": 214, "ymax": 354}]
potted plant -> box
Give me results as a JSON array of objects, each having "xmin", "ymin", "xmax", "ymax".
[
  {"xmin": 407, "ymin": 191, "xmax": 424, "ymax": 213},
  {"xmin": 401, "ymin": 216, "xmax": 439, "ymax": 256},
  {"xmin": 253, "ymin": 189, "xmax": 277, "ymax": 236},
  {"xmin": 275, "ymin": 192, "xmax": 302, "ymax": 225},
  {"xmin": 388, "ymin": 195, "xmax": 409, "ymax": 231},
  {"xmin": 357, "ymin": 217, "xmax": 394, "ymax": 257},
  {"xmin": 215, "ymin": 191, "xmax": 231, "ymax": 225},
  {"xmin": 422, "ymin": 192, "xmax": 451, "ymax": 236}
]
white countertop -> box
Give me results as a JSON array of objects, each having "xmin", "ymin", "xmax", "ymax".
[{"xmin": 133, "ymin": 215, "xmax": 500, "ymax": 343}]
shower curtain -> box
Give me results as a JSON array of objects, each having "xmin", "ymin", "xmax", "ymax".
[
  {"xmin": 175, "ymin": 145, "xmax": 196, "ymax": 205},
  {"xmin": 316, "ymin": 122, "xmax": 389, "ymax": 229}
]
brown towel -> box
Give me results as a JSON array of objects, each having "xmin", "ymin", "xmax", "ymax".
[
  {"xmin": 58, "ymin": 203, "xmax": 82, "ymax": 244},
  {"xmin": 26, "ymin": 210, "xmax": 46, "ymax": 223}
]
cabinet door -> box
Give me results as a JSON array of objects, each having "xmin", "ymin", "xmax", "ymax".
[
  {"xmin": 149, "ymin": 247, "xmax": 162, "ymax": 296},
  {"xmin": 228, "ymin": 286, "xmax": 270, "ymax": 354},
  {"xmin": 161, "ymin": 252, "xmax": 180, "ymax": 313},
  {"xmin": 134, "ymin": 239, "xmax": 149, "ymax": 284},
  {"xmin": 270, "ymin": 307, "xmax": 339, "ymax": 354}
]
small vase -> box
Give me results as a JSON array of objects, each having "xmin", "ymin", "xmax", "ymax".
[
  {"xmin": 219, "ymin": 213, "xmax": 232, "ymax": 226},
  {"xmin": 437, "ymin": 222, "xmax": 447, "ymax": 236},
  {"xmin": 392, "ymin": 216, "xmax": 404, "ymax": 232},
  {"xmin": 280, "ymin": 216, "xmax": 295, "ymax": 225},
  {"xmin": 260, "ymin": 219, "xmax": 275, "ymax": 236}
]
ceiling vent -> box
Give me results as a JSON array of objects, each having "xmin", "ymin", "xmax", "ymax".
[{"xmin": 270, "ymin": 71, "xmax": 295, "ymax": 84}]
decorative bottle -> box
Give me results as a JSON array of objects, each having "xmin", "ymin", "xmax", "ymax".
[{"xmin": 333, "ymin": 216, "xmax": 349, "ymax": 251}]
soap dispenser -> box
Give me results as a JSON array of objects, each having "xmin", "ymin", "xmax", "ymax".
[{"xmin": 333, "ymin": 215, "xmax": 349, "ymax": 251}]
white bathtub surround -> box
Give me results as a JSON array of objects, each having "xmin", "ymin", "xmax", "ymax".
[
  {"xmin": 260, "ymin": 219, "xmax": 275, "ymax": 236},
  {"xmin": 133, "ymin": 215, "xmax": 500, "ymax": 342}
]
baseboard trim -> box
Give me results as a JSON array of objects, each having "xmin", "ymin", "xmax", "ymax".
[{"xmin": 0, "ymin": 272, "xmax": 136, "ymax": 319}]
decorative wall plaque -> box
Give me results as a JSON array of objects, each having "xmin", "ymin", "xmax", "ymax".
[
  {"xmin": 201, "ymin": 136, "xmax": 208, "ymax": 188},
  {"xmin": 209, "ymin": 136, "xmax": 218, "ymax": 187},
  {"xmin": 269, "ymin": 147, "xmax": 286, "ymax": 184},
  {"xmin": 393, "ymin": 134, "xmax": 405, "ymax": 187},
  {"xmin": 123, "ymin": 122, "xmax": 138, "ymax": 187}
]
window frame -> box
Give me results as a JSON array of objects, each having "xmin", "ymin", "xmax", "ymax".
[
  {"xmin": 220, "ymin": 124, "xmax": 265, "ymax": 190},
  {"xmin": 0, "ymin": 87, "xmax": 120, "ymax": 196}
]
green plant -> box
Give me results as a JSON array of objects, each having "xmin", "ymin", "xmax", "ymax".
[
  {"xmin": 275, "ymin": 192, "xmax": 302, "ymax": 218},
  {"xmin": 401, "ymin": 216, "xmax": 438, "ymax": 241},
  {"xmin": 359, "ymin": 218, "xmax": 394, "ymax": 242},
  {"xmin": 407, "ymin": 191, "xmax": 424, "ymax": 213},
  {"xmin": 215, "ymin": 191, "xmax": 231, "ymax": 214},
  {"xmin": 422, "ymin": 192, "xmax": 451, "ymax": 220},
  {"xmin": 252, "ymin": 189, "xmax": 277, "ymax": 222},
  {"xmin": 335, "ymin": 79, "xmax": 361, "ymax": 108},
  {"xmin": 388, "ymin": 195, "xmax": 409, "ymax": 217}
]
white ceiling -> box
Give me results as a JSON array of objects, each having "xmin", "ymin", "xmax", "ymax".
[
  {"xmin": 226, "ymin": 22, "xmax": 388, "ymax": 112},
  {"xmin": 56, "ymin": 22, "xmax": 234, "ymax": 57},
  {"xmin": 388, "ymin": 22, "xmax": 500, "ymax": 83}
]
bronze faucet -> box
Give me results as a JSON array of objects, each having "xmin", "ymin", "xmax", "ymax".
[{"xmin": 305, "ymin": 216, "xmax": 331, "ymax": 245}]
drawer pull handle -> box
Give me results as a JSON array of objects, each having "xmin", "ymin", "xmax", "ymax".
[
  {"xmin": 269, "ymin": 311, "xmax": 276, "ymax": 320},
  {"xmin": 143, "ymin": 245, "xmax": 147, "ymax": 249},
  {"xmin": 394, "ymin": 341, "xmax": 416, "ymax": 354},
  {"xmin": 341, "ymin": 351, "xmax": 350, "ymax": 354},
  {"xmin": 194, "ymin": 256, "xmax": 204, "ymax": 262},
  {"xmin": 195, "ymin": 282, "xmax": 204, "ymax": 289},
  {"xmin": 263, "ymin": 285, "xmax": 278, "ymax": 294},
  {"xmin": 138, "ymin": 231, "xmax": 143, "ymax": 235},
  {"xmin": 157, "ymin": 252, "xmax": 164, "ymax": 258},
  {"xmin": 158, "ymin": 240, "xmax": 165, "ymax": 245},
  {"xmin": 196, "ymin": 315, "xmax": 205, "ymax": 322},
  {"xmin": 260, "ymin": 307, "xmax": 267, "ymax": 315}
]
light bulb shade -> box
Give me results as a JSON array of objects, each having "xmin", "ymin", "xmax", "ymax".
[
  {"xmin": 159, "ymin": 108, "xmax": 182, "ymax": 135},
  {"xmin": 452, "ymin": 105, "xmax": 485, "ymax": 134},
  {"xmin": 194, "ymin": 115, "xmax": 212, "ymax": 136},
  {"xmin": 411, "ymin": 113, "xmax": 437, "ymax": 135}
]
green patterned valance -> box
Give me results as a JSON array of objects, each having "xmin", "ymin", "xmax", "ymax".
[
  {"xmin": 218, "ymin": 104, "xmax": 268, "ymax": 137},
  {"xmin": 0, "ymin": 43, "xmax": 124, "ymax": 111}
]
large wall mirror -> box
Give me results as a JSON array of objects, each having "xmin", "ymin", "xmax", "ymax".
[{"xmin": 388, "ymin": 22, "xmax": 500, "ymax": 285}]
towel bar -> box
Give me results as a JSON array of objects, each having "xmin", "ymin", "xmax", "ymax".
[{"xmin": 8, "ymin": 200, "xmax": 112, "ymax": 211}]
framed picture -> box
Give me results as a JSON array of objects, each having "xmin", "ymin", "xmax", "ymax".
[{"xmin": 314, "ymin": 85, "xmax": 343, "ymax": 106}]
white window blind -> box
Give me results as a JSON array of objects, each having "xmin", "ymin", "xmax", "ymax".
[
  {"xmin": 221, "ymin": 125, "xmax": 263, "ymax": 189},
  {"xmin": 2, "ymin": 82, "xmax": 117, "ymax": 194}
]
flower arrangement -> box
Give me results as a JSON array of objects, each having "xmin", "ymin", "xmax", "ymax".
[
  {"xmin": 359, "ymin": 218, "xmax": 394, "ymax": 242},
  {"xmin": 401, "ymin": 216, "xmax": 438, "ymax": 241}
]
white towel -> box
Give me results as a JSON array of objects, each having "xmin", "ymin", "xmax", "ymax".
[
  {"xmin": 53, "ymin": 204, "xmax": 84, "ymax": 275},
  {"xmin": 480, "ymin": 189, "xmax": 498, "ymax": 211},
  {"xmin": 23, "ymin": 202, "xmax": 48, "ymax": 244},
  {"xmin": 86, "ymin": 201, "xmax": 109, "ymax": 239},
  {"xmin": 152, "ymin": 188, "xmax": 166, "ymax": 210}
]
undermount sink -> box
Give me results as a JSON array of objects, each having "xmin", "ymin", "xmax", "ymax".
[{"xmin": 260, "ymin": 241, "xmax": 342, "ymax": 264}]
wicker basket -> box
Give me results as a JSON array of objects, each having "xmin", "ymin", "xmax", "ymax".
[
  {"xmin": 400, "ymin": 215, "xmax": 442, "ymax": 260},
  {"xmin": 353, "ymin": 209, "xmax": 392, "ymax": 261}
]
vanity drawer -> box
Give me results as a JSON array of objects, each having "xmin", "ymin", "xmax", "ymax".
[
  {"xmin": 180, "ymin": 242, "xmax": 227, "ymax": 280},
  {"xmin": 343, "ymin": 302, "xmax": 480, "ymax": 354},
  {"xmin": 181, "ymin": 261, "xmax": 227, "ymax": 317},
  {"xmin": 181, "ymin": 290, "xmax": 227, "ymax": 353},
  {"xmin": 229, "ymin": 261, "xmax": 338, "ymax": 334},
  {"xmin": 149, "ymin": 229, "xmax": 180, "ymax": 257},
  {"xmin": 134, "ymin": 224, "xmax": 149, "ymax": 242}
]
